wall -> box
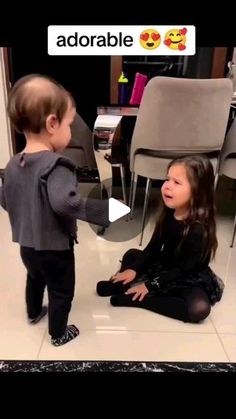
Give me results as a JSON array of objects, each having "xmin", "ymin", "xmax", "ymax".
[{"xmin": 0, "ymin": 48, "xmax": 12, "ymax": 167}]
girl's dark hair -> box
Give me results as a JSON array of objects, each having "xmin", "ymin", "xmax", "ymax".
[
  {"xmin": 153, "ymin": 155, "xmax": 218, "ymax": 261},
  {"xmin": 7, "ymin": 73, "xmax": 75, "ymax": 134}
]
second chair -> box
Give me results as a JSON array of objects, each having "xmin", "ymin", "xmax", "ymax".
[{"xmin": 128, "ymin": 76, "xmax": 233, "ymax": 246}]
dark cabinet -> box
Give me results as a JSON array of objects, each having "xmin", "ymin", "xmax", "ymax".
[{"xmin": 110, "ymin": 48, "xmax": 231, "ymax": 104}]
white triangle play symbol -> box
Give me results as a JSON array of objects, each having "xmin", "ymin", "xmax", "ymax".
[{"xmin": 109, "ymin": 198, "xmax": 130, "ymax": 222}]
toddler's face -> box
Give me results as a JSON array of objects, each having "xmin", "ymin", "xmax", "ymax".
[{"xmin": 51, "ymin": 103, "xmax": 76, "ymax": 151}]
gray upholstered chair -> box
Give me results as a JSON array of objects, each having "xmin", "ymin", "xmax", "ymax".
[
  {"xmin": 61, "ymin": 112, "xmax": 97, "ymax": 170},
  {"xmin": 129, "ymin": 76, "xmax": 233, "ymax": 245},
  {"xmin": 219, "ymin": 117, "xmax": 236, "ymax": 247}
]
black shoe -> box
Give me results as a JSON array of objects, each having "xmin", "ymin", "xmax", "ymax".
[
  {"xmin": 28, "ymin": 306, "xmax": 47, "ymax": 324},
  {"xmin": 51, "ymin": 325, "xmax": 80, "ymax": 347},
  {"xmin": 96, "ymin": 280, "xmax": 127, "ymax": 297}
]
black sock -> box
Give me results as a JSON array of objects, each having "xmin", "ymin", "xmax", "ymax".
[{"xmin": 51, "ymin": 325, "xmax": 79, "ymax": 346}]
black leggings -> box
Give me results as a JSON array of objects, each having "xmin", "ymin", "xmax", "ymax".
[
  {"xmin": 110, "ymin": 249, "xmax": 211, "ymax": 323},
  {"xmin": 20, "ymin": 246, "xmax": 75, "ymax": 339}
]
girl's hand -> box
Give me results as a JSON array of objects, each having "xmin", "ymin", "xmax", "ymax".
[
  {"xmin": 125, "ymin": 283, "xmax": 149, "ymax": 301},
  {"xmin": 111, "ymin": 269, "xmax": 137, "ymax": 284}
]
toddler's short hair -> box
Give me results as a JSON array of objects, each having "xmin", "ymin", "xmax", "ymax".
[{"xmin": 7, "ymin": 74, "xmax": 75, "ymax": 134}]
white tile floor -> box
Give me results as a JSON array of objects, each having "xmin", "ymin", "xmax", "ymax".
[{"xmin": 0, "ymin": 178, "xmax": 236, "ymax": 362}]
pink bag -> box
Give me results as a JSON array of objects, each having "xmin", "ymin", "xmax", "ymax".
[{"xmin": 129, "ymin": 72, "xmax": 148, "ymax": 105}]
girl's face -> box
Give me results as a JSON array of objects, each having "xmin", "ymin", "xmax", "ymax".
[{"xmin": 161, "ymin": 164, "xmax": 192, "ymax": 212}]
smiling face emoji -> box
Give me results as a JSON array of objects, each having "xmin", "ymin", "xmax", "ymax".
[
  {"xmin": 164, "ymin": 28, "xmax": 187, "ymax": 50},
  {"xmin": 139, "ymin": 29, "xmax": 161, "ymax": 50}
]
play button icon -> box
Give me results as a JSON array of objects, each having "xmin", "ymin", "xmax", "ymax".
[
  {"xmin": 109, "ymin": 198, "xmax": 130, "ymax": 222},
  {"xmin": 86, "ymin": 178, "xmax": 145, "ymax": 242}
]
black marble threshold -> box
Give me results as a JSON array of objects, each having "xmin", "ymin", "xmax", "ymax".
[{"xmin": 0, "ymin": 360, "xmax": 235, "ymax": 372}]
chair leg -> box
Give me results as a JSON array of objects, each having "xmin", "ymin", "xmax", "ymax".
[
  {"xmin": 119, "ymin": 164, "xmax": 127, "ymax": 205},
  {"xmin": 97, "ymin": 184, "xmax": 107, "ymax": 236},
  {"xmin": 130, "ymin": 174, "xmax": 138, "ymax": 219},
  {"xmin": 139, "ymin": 178, "xmax": 152, "ymax": 247},
  {"xmin": 100, "ymin": 182, "xmax": 103, "ymax": 200},
  {"xmin": 119, "ymin": 164, "xmax": 128, "ymax": 221},
  {"xmin": 214, "ymin": 172, "xmax": 219, "ymax": 191},
  {"xmin": 213, "ymin": 153, "xmax": 221, "ymax": 191},
  {"xmin": 230, "ymin": 211, "xmax": 236, "ymax": 248},
  {"xmin": 129, "ymin": 172, "xmax": 135, "ymax": 208}
]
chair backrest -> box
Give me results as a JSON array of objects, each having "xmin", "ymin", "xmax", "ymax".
[
  {"xmin": 61, "ymin": 112, "xmax": 97, "ymax": 169},
  {"xmin": 130, "ymin": 76, "xmax": 233, "ymax": 171},
  {"xmin": 219, "ymin": 116, "xmax": 236, "ymax": 179}
]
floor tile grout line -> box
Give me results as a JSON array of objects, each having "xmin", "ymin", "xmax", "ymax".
[
  {"xmin": 210, "ymin": 314, "xmax": 232, "ymax": 361},
  {"xmin": 79, "ymin": 328, "xmax": 220, "ymax": 335},
  {"xmin": 215, "ymin": 333, "xmax": 231, "ymax": 362},
  {"xmin": 36, "ymin": 328, "xmax": 47, "ymax": 360},
  {"xmin": 213, "ymin": 319, "xmax": 234, "ymax": 361}
]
